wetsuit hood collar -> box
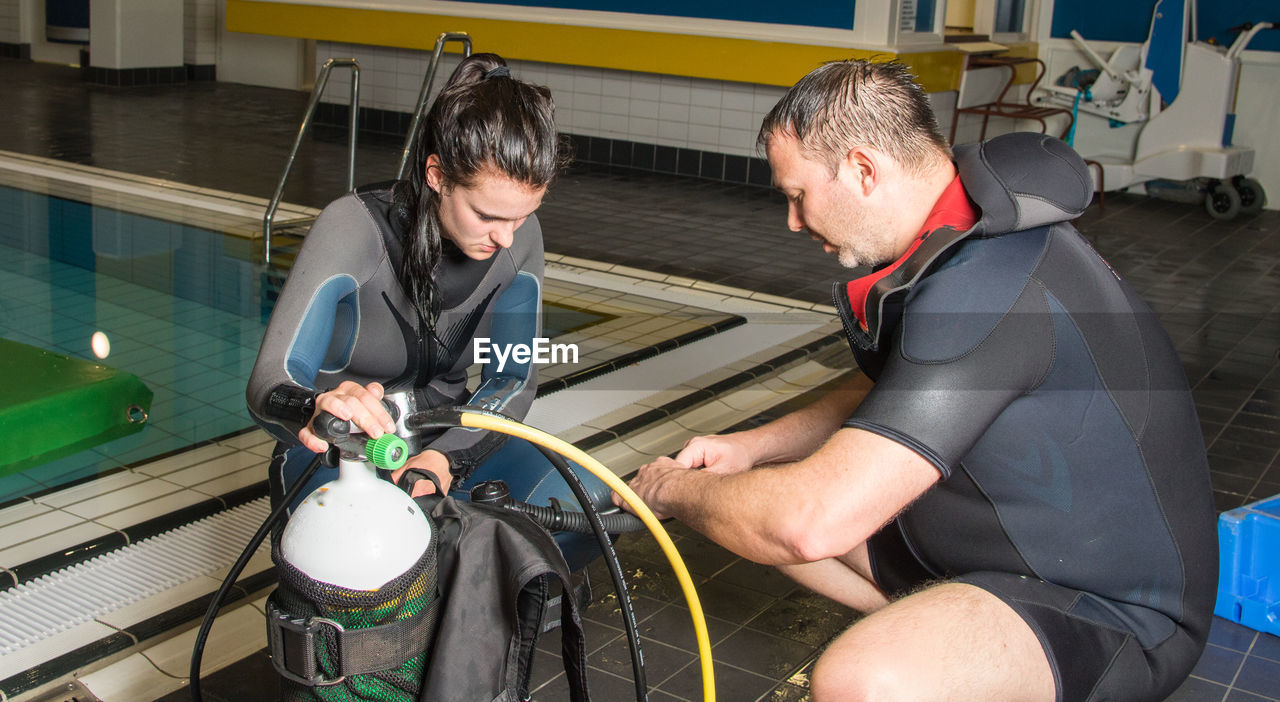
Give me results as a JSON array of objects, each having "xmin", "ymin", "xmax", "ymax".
[
  {"xmin": 833, "ymin": 133, "xmax": 1092, "ymax": 375},
  {"xmin": 957, "ymin": 132, "xmax": 1093, "ymax": 237}
]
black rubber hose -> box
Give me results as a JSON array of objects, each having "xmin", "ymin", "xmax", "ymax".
[
  {"xmin": 501, "ymin": 499, "xmax": 645, "ymax": 534},
  {"xmin": 189, "ymin": 448, "xmax": 329, "ymax": 702},
  {"xmin": 531, "ymin": 443, "xmax": 647, "ymax": 702},
  {"xmin": 407, "ymin": 407, "xmax": 647, "ymax": 702}
]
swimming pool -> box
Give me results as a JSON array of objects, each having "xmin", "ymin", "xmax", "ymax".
[
  {"xmin": 0, "ymin": 182, "xmax": 657, "ymax": 504},
  {"xmin": 0, "ymin": 184, "xmax": 273, "ymax": 503}
]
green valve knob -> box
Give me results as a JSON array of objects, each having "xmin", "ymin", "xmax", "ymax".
[{"xmin": 366, "ymin": 434, "xmax": 409, "ymax": 470}]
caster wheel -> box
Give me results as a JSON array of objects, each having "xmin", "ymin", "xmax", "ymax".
[
  {"xmin": 1232, "ymin": 176, "xmax": 1267, "ymax": 215},
  {"xmin": 1204, "ymin": 181, "xmax": 1241, "ymax": 221}
]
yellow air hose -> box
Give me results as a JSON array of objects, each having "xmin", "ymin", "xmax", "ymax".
[{"xmin": 460, "ymin": 411, "xmax": 716, "ymax": 702}]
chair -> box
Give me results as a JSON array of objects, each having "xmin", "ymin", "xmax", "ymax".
[{"xmin": 949, "ymin": 55, "xmax": 1075, "ymax": 144}]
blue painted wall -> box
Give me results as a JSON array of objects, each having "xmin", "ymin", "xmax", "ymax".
[
  {"xmin": 1052, "ymin": 0, "xmax": 1279, "ymax": 52},
  {"xmin": 448, "ymin": 0, "xmax": 856, "ymax": 29}
]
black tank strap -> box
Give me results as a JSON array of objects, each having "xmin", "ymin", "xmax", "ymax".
[{"xmin": 266, "ymin": 594, "xmax": 440, "ymax": 686}]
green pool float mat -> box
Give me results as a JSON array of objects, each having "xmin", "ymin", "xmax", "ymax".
[{"xmin": 0, "ymin": 339, "xmax": 153, "ymax": 477}]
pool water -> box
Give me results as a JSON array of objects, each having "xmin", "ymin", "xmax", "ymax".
[{"xmin": 0, "ymin": 186, "xmax": 606, "ymax": 503}]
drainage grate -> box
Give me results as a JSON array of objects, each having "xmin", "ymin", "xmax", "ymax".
[{"xmin": 0, "ymin": 498, "xmax": 270, "ymax": 655}]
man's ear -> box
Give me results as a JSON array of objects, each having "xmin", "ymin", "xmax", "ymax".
[
  {"xmin": 841, "ymin": 146, "xmax": 879, "ymax": 197},
  {"xmin": 424, "ymin": 154, "xmax": 443, "ymax": 193}
]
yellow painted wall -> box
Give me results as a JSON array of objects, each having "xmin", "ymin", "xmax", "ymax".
[{"xmin": 224, "ymin": 1, "xmax": 974, "ymax": 92}]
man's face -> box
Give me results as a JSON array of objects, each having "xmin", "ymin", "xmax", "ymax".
[
  {"xmin": 766, "ymin": 132, "xmax": 898, "ymax": 269},
  {"xmin": 428, "ymin": 158, "xmax": 546, "ymax": 261}
]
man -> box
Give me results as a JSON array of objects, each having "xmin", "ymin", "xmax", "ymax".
[{"xmin": 620, "ymin": 60, "xmax": 1217, "ymax": 701}]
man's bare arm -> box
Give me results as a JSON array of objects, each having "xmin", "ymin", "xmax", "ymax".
[
  {"xmin": 685, "ymin": 372, "xmax": 873, "ymax": 471},
  {"xmin": 627, "ymin": 425, "xmax": 940, "ymax": 565}
]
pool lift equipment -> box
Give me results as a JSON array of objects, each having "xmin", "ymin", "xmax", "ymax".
[
  {"xmin": 1035, "ymin": 0, "xmax": 1274, "ymax": 219},
  {"xmin": 190, "ymin": 396, "xmax": 717, "ymax": 702}
]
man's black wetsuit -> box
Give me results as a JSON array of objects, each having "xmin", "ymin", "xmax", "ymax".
[{"xmin": 833, "ymin": 133, "xmax": 1217, "ymax": 702}]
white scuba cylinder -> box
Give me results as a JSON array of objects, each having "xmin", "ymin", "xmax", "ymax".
[{"xmin": 280, "ymin": 457, "xmax": 433, "ymax": 590}]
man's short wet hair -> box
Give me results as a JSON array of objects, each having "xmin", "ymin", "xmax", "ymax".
[{"xmin": 758, "ymin": 59, "xmax": 952, "ymax": 175}]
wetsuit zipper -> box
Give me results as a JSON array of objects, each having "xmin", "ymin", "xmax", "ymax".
[{"xmin": 832, "ymin": 282, "xmax": 864, "ymax": 350}]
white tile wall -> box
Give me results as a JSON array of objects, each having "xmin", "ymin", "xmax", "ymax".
[
  {"xmin": 183, "ymin": 0, "xmax": 217, "ymax": 66},
  {"xmin": 0, "ymin": 0, "xmax": 22, "ymax": 45},
  {"xmin": 312, "ymin": 41, "xmax": 974, "ymax": 162},
  {"xmin": 315, "ymin": 41, "xmax": 837, "ymax": 159}
]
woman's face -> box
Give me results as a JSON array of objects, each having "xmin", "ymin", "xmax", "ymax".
[{"xmin": 426, "ymin": 156, "xmax": 547, "ymax": 260}]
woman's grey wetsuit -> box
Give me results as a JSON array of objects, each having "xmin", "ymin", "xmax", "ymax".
[{"xmin": 247, "ymin": 183, "xmax": 609, "ymax": 569}]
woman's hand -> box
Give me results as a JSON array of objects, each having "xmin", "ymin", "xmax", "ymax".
[
  {"xmin": 390, "ymin": 450, "xmax": 454, "ymax": 498},
  {"xmin": 297, "ymin": 381, "xmax": 398, "ymax": 453}
]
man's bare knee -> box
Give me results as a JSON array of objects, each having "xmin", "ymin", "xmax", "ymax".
[
  {"xmin": 806, "ymin": 582, "xmax": 1055, "ymax": 702},
  {"xmin": 810, "ymin": 636, "xmax": 913, "ymax": 702}
]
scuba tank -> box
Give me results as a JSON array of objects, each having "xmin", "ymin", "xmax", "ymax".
[
  {"xmin": 266, "ymin": 403, "xmax": 442, "ymax": 702},
  {"xmin": 191, "ymin": 403, "xmax": 710, "ymax": 702},
  {"xmin": 279, "ymin": 439, "xmax": 431, "ymax": 589}
]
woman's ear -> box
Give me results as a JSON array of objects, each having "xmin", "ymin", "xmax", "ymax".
[{"xmin": 424, "ymin": 154, "xmax": 443, "ymax": 193}]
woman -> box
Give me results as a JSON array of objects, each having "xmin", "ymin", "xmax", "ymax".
[{"xmin": 247, "ymin": 54, "xmax": 606, "ymax": 556}]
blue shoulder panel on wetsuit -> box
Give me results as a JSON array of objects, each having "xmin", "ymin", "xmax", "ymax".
[
  {"xmin": 470, "ymin": 270, "xmax": 541, "ymax": 411},
  {"xmin": 901, "ymin": 227, "xmax": 1049, "ymax": 363},
  {"xmin": 285, "ymin": 274, "xmax": 359, "ymax": 387}
]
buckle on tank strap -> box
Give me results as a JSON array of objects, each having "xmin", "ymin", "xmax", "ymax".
[{"xmin": 265, "ymin": 599, "xmax": 347, "ymax": 687}]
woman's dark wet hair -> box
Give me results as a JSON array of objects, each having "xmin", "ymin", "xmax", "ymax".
[{"xmin": 393, "ymin": 53, "xmax": 568, "ymax": 334}]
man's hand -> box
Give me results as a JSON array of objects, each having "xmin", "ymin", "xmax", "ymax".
[
  {"xmin": 391, "ymin": 450, "xmax": 454, "ymax": 498},
  {"xmin": 613, "ymin": 456, "xmax": 700, "ymax": 520},
  {"xmin": 675, "ymin": 435, "xmax": 754, "ymax": 475},
  {"xmin": 298, "ymin": 381, "xmax": 398, "ymax": 453}
]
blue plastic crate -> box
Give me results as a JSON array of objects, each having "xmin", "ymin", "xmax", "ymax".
[{"xmin": 1215, "ymin": 493, "xmax": 1280, "ymax": 636}]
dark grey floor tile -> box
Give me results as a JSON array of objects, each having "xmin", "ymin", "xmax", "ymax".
[
  {"xmin": 1191, "ymin": 644, "xmax": 1247, "ymax": 685},
  {"xmin": 1209, "ymin": 617, "xmax": 1261, "ymax": 652},
  {"xmin": 638, "ymin": 535, "xmax": 739, "ymax": 579},
  {"xmin": 745, "ymin": 597, "xmax": 856, "ymax": 648},
  {"xmin": 586, "ymin": 553, "xmax": 700, "ymax": 605},
  {"xmin": 711, "ymin": 559, "xmax": 797, "ymax": 598},
  {"xmin": 659, "ymin": 658, "xmax": 777, "ymax": 702},
  {"xmin": 1212, "ymin": 471, "xmax": 1261, "ymax": 496},
  {"xmin": 591, "ymin": 635, "xmax": 698, "ymax": 684},
  {"xmin": 1163, "ymin": 675, "xmax": 1229, "ymax": 701},
  {"xmin": 531, "ymin": 665, "xmax": 650, "ymax": 701},
  {"xmin": 761, "ymin": 682, "xmax": 811, "ymax": 701},
  {"xmin": 634, "ymin": 602, "xmax": 740, "ymax": 650},
  {"xmin": 1234, "ymin": 656, "xmax": 1280, "ymax": 698},
  {"xmin": 1224, "ymin": 690, "xmax": 1280, "ymax": 701},
  {"xmin": 1212, "ymin": 454, "xmax": 1271, "ymax": 479},
  {"xmin": 1216, "ymin": 490, "xmax": 1251, "ymax": 512},
  {"xmin": 689, "ymin": 577, "xmax": 780, "ymax": 624},
  {"xmin": 179, "ymin": 648, "xmax": 278, "ymax": 702},
  {"xmin": 1209, "ymin": 439, "xmax": 1280, "ymax": 466},
  {"xmin": 1252, "ymin": 633, "xmax": 1280, "ymax": 663},
  {"xmin": 584, "ymin": 592, "xmax": 673, "ymax": 636},
  {"xmin": 1219, "ymin": 426, "xmax": 1280, "ymax": 449},
  {"xmin": 711, "ymin": 626, "xmax": 817, "ymax": 680}
]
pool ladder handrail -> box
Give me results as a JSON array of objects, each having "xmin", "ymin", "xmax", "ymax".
[
  {"xmin": 396, "ymin": 32, "xmax": 473, "ymax": 181},
  {"xmin": 262, "ymin": 33, "xmax": 473, "ymax": 266},
  {"xmin": 262, "ymin": 57, "xmax": 360, "ymax": 266}
]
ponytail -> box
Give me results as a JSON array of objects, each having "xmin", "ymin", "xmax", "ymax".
[{"xmin": 392, "ymin": 53, "xmax": 567, "ymax": 335}]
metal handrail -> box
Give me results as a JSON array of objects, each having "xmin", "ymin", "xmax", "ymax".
[
  {"xmin": 396, "ymin": 32, "xmax": 473, "ymax": 180},
  {"xmin": 262, "ymin": 58, "xmax": 360, "ymax": 266}
]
